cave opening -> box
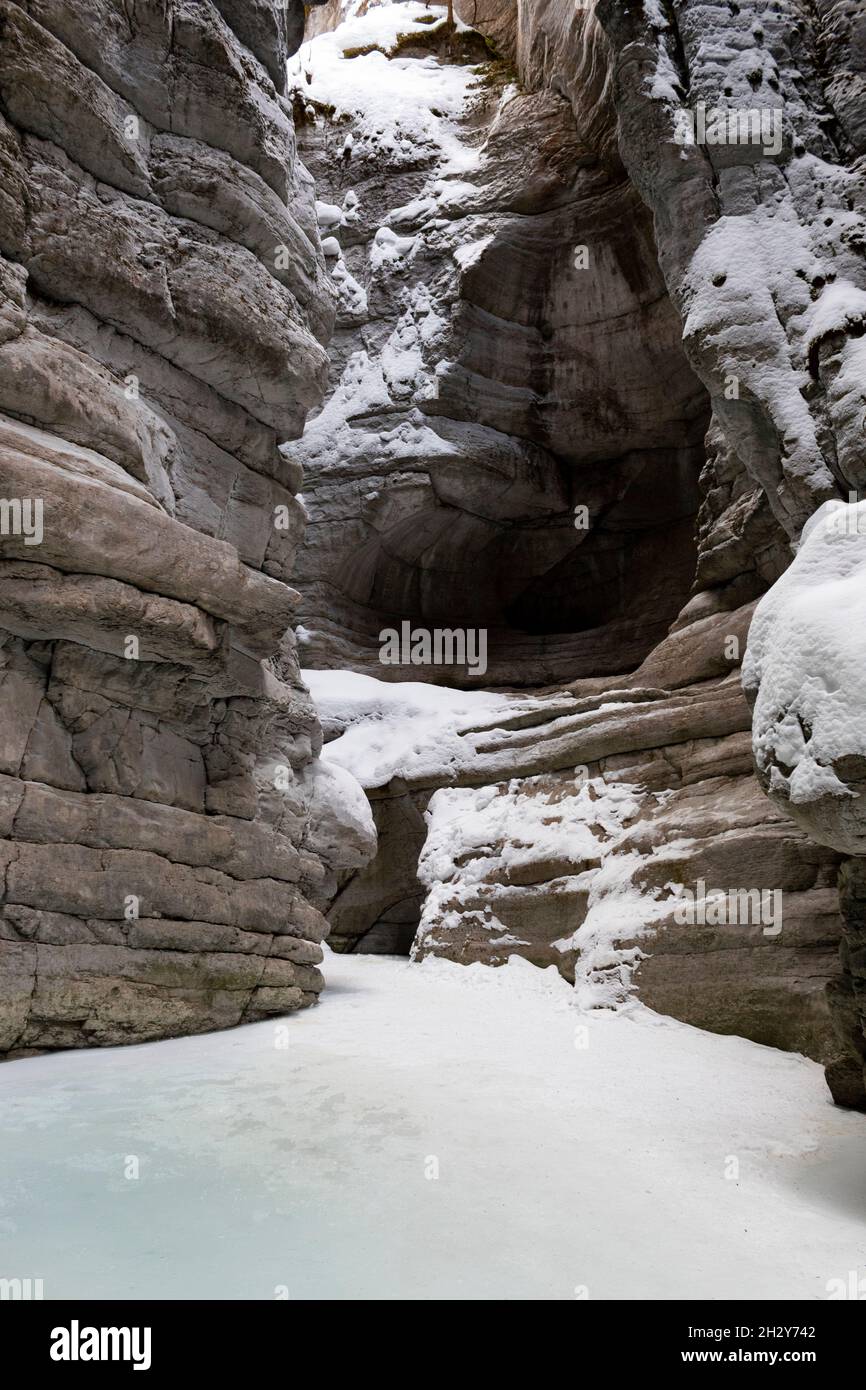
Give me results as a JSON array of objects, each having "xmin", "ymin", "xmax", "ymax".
[{"xmin": 323, "ymin": 426, "xmax": 708, "ymax": 688}]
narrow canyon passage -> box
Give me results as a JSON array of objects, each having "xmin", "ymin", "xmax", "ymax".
[
  {"xmin": 282, "ymin": 1, "xmax": 866, "ymax": 1135},
  {"xmin": 2, "ymin": 0, "xmax": 866, "ymax": 1321}
]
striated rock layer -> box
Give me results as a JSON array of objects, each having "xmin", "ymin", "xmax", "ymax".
[
  {"xmin": 8, "ymin": 0, "xmax": 862, "ymax": 1114},
  {"xmin": 0, "ymin": 0, "xmax": 375, "ymax": 1054},
  {"xmin": 589, "ymin": 0, "xmax": 866, "ymax": 1103}
]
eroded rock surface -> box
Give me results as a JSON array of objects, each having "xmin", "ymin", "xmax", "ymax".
[
  {"xmin": 315, "ymin": 609, "xmax": 858, "ymax": 1103},
  {"xmin": 0, "ymin": 0, "xmax": 375, "ymax": 1053},
  {"xmin": 591, "ymin": 0, "xmax": 866, "ymax": 1107},
  {"xmin": 6, "ymin": 0, "xmax": 864, "ymax": 1114}
]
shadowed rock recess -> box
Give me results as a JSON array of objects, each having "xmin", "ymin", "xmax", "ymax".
[
  {"xmin": 290, "ymin": 0, "xmax": 866, "ymax": 1109},
  {"xmin": 0, "ymin": 0, "xmax": 376, "ymax": 1053}
]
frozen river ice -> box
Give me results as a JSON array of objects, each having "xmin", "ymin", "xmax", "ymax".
[{"xmin": 2, "ymin": 949, "xmax": 865, "ymax": 1300}]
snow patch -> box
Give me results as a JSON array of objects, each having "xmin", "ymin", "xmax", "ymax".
[
  {"xmin": 304, "ymin": 668, "xmax": 543, "ymax": 787},
  {"xmin": 3, "ymin": 947, "xmax": 861, "ymax": 1299},
  {"xmin": 288, "ymin": 3, "xmax": 481, "ymax": 168},
  {"xmin": 415, "ymin": 774, "xmax": 682, "ymax": 1008},
  {"xmin": 454, "ymin": 235, "xmax": 493, "ymax": 270}
]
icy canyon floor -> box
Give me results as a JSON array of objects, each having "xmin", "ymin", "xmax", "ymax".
[{"xmin": 2, "ymin": 947, "xmax": 865, "ymax": 1301}]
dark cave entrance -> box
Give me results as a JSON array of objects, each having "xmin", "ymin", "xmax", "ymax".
[
  {"xmin": 350, "ymin": 896, "xmax": 423, "ymax": 955},
  {"xmin": 325, "ymin": 427, "xmax": 707, "ymax": 688}
]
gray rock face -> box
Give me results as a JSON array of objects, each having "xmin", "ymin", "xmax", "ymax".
[
  {"xmin": 0, "ymin": 0, "xmax": 374, "ymax": 1053},
  {"xmin": 324, "ymin": 605, "xmax": 857, "ymax": 1105},
  {"xmin": 595, "ymin": 0, "xmax": 866, "ymax": 545},
  {"xmin": 293, "ymin": 0, "xmax": 858, "ymax": 687},
  {"xmin": 588, "ymin": 0, "xmax": 866, "ymax": 1108},
  {"xmin": 7, "ymin": 0, "xmax": 863, "ymax": 1117}
]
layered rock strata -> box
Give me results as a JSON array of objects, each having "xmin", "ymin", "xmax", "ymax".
[
  {"xmin": 0, "ymin": 0, "xmax": 375, "ymax": 1054},
  {"xmin": 590, "ymin": 0, "xmax": 866, "ymax": 1106},
  {"xmin": 320, "ymin": 605, "xmax": 859, "ymax": 1105}
]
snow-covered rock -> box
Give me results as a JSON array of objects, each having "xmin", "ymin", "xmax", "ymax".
[{"xmin": 744, "ymin": 499, "xmax": 866, "ymax": 853}]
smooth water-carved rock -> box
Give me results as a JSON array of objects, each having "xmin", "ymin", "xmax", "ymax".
[{"xmin": 0, "ymin": 0, "xmax": 372, "ymax": 1054}]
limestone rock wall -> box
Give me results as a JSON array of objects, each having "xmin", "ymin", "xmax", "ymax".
[
  {"xmin": 589, "ymin": 0, "xmax": 866, "ymax": 1105},
  {"xmin": 325, "ymin": 604, "xmax": 859, "ymax": 1106},
  {"xmin": 0, "ymin": 0, "xmax": 375, "ymax": 1054},
  {"xmin": 596, "ymin": 0, "xmax": 866, "ymax": 551}
]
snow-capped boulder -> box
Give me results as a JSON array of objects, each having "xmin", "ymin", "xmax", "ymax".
[{"xmin": 744, "ymin": 499, "xmax": 866, "ymax": 855}]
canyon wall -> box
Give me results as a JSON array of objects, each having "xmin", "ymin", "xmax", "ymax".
[
  {"xmin": 0, "ymin": 0, "xmax": 375, "ymax": 1054},
  {"xmin": 593, "ymin": 0, "xmax": 866, "ymax": 1104}
]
